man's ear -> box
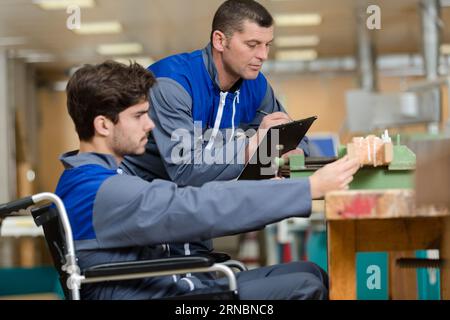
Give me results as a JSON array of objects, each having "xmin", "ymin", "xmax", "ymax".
[
  {"xmin": 93, "ymin": 115, "xmax": 113, "ymax": 137},
  {"xmin": 211, "ymin": 30, "xmax": 227, "ymax": 52}
]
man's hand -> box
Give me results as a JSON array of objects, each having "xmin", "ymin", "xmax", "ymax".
[
  {"xmin": 281, "ymin": 148, "xmax": 303, "ymax": 163},
  {"xmin": 259, "ymin": 112, "xmax": 291, "ymax": 130},
  {"xmin": 309, "ymin": 156, "xmax": 359, "ymax": 199},
  {"xmin": 245, "ymin": 112, "xmax": 292, "ymax": 163}
]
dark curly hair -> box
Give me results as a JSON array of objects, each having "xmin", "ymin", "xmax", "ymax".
[{"xmin": 66, "ymin": 60, "xmax": 156, "ymax": 141}]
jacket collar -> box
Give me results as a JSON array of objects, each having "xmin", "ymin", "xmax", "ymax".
[
  {"xmin": 60, "ymin": 150, "xmax": 119, "ymax": 170},
  {"xmin": 202, "ymin": 43, "xmax": 242, "ymax": 93}
]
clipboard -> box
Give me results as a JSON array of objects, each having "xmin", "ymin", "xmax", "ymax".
[{"xmin": 238, "ymin": 116, "xmax": 317, "ymax": 180}]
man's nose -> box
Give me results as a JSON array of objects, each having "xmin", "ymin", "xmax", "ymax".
[
  {"xmin": 256, "ymin": 45, "xmax": 269, "ymax": 61},
  {"xmin": 144, "ymin": 114, "xmax": 155, "ymax": 132}
]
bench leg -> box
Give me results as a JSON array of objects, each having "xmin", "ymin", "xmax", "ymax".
[
  {"xmin": 327, "ymin": 221, "xmax": 356, "ymax": 300},
  {"xmin": 440, "ymin": 217, "xmax": 450, "ymax": 300}
]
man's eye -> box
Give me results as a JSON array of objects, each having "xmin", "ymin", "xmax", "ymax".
[{"xmin": 247, "ymin": 43, "xmax": 257, "ymax": 48}]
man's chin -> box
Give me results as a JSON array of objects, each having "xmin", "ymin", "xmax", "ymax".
[
  {"xmin": 134, "ymin": 147, "xmax": 146, "ymax": 156},
  {"xmin": 123, "ymin": 148, "xmax": 146, "ymax": 157},
  {"xmin": 243, "ymin": 70, "xmax": 260, "ymax": 80}
]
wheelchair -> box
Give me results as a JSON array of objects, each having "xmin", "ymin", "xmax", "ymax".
[{"xmin": 0, "ymin": 193, "xmax": 246, "ymax": 300}]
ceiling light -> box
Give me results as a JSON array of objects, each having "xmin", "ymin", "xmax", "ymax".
[
  {"xmin": 33, "ymin": 0, "xmax": 95, "ymax": 10},
  {"xmin": 113, "ymin": 56, "xmax": 154, "ymax": 68},
  {"xmin": 275, "ymin": 35, "xmax": 320, "ymax": 47},
  {"xmin": 276, "ymin": 49, "xmax": 318, "ymax": 61},
  {"xmin": 15, "ymin": 50, "xmax": 55, "ymax": 63},
  {"xmin": 274, "ymin": 14, "xmax": 322, "ymax": 27},
  {"xmin": 441, "ymin": 44, "xmax": 450, "ymax": 55},
  {"xmin": 97, "ymin": 43, "xmax": 143, "ymax": 56},
  {"xmin": 0, "ymin": 37, "xmax": 27, "ymax": 47},
  {"xmin": 72, "ymin": 21, "xmax": 122, "ymax": 35}
]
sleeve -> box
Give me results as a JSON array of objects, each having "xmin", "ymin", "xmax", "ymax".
[
  {"xmin": 92, "ymin": 175, "xmax": 312, "ymax": 249},
  {"xmin": 148, "ymin": 78, "xmax": 246, "ymax": 187},
  {"xmin": 251, "ymin": 83, "xmax": 310, "ymax": 156}
]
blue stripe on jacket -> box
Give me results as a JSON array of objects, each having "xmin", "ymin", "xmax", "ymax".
[{"xmin": 55, "ymin": 164, "xmax": 117, "ymax": 241}]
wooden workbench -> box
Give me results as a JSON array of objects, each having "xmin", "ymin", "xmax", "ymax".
[{"xmin": 325, "ymin": 189, "xmax": 450, "ymax": 300}]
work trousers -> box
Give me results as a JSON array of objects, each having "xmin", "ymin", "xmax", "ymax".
[{"xmin": 231, "ymin": 261, "xmax": 328, "ymax": 300}]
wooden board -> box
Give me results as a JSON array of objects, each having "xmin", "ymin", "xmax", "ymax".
[{"xmin": 325, "ymin": 189, "xmax": 449, "ymax": 220}]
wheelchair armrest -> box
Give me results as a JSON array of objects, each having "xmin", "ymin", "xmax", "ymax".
[
  {"xmin": 205, "ymin": 252, "xmax": 248, "ymax": 272},
  {"xmin": 83, "ymin": 256, "xmax": 214, "ymax": 278},
  {"xmin": 207, "ymin": 252, "xmax": 231, "ymax": 263},
  {"xmin": 0, "ymin": 196, "xmax": 34, "ymax": 218}
]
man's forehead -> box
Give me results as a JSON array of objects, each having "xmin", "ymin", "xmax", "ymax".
[
  {"xmin": 125, "ymin": 101, "xmax": 149, "ymax": 113},
  {"xmin": 236, "ymin": 20, "xmax": 274, "ymax": 40}
]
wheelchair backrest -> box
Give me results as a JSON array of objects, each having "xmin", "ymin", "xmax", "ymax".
[{"xmin": 31, "ymin": 205, "xmax": 70, "ymax": 299}]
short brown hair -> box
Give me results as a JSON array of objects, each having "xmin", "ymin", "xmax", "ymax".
[
  {"xmin": 66, "ymin": 60, "xmax": 156, "ymax": 141},
  {"xmin": 211, "ymin": 0, "xmax": 273, "ymax": 41}
]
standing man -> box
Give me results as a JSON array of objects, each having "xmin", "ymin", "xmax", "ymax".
[
  {"xmin": 121, "ymin": 0, "xmax": 315, "ymax": 270},
  {"xmin": 58, "ymin": 60, "xmax": 359, "ymax": 299},
  {"xmin": 122, "ymin": 0, "xmax": 303, "ymax": 185}
]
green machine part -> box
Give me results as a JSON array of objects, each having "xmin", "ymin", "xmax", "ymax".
[{"xmin": 288, "ymin": 137, "xmax": 416, "ymax": 190}]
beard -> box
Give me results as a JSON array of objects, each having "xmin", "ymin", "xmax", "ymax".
[
  {"xmin": 112, "ymin": 131, "xmax": 147, "ymax": 157},
  {"xmin": 223, "ymin": 58, "xmax": 259, "ymax": 81}
]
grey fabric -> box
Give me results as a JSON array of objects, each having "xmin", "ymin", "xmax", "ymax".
[
  {"xmin": 161, "ymin": 261, "xmax": 329, "ymax": 300},
  {"xmin": 234, "ymin": 261, "xmax": 328, "ymax": 300},
  {"xmin": 93, "ymin": 174, "xmax": 312, "ymax": 248},
  {"xmin": 202, "ymin": 44, "xmax": 221, "ymax": 89},
  {"xmin": 60, "ymin": 150, "xmax": 119, "ymax": 170}
]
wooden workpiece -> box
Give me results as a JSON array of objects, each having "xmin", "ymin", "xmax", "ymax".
[{"xmin": 347, "ymin": 135, "xmax": 393, "ymax": 167}]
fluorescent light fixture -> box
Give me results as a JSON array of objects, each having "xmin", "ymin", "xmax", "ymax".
[
  {"xmin": 16, "ymin": 50, "xmax": 55, "ymax": 63},
  {"xmin": 275, "ymin": 35, "xmax": 320, "ymax": 47},
  {"xmin": 72, "ymin": 21, "xmax": 123, "ymax": 35},
  {"xmin": 33, "ymin": 0, "xmax": 94, "ymax": 10},
  {"xmin": 113, "ymin": 56, "xmax": 154, "ymax": 68},
  {"xmin": 25, "ymin": 55, "xmax": 55, "ymax": 63},
  {"xmin": 276, "ymin": 49, "xmax": 318, "ymax": 61},
  {"xmin": 441, "ymin": 44, "xmax": 450, "ymax": 55},
  {"xmin": 97, "ymin": 43, "xmax": 143, "ymax": 56},
  {"xmin": 274, "ymin": 14, "xmax": 322, "ymax": 27},
  {"xmin": 0, "ymin": 37, "xmax": 27, "ymax": 47}
]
